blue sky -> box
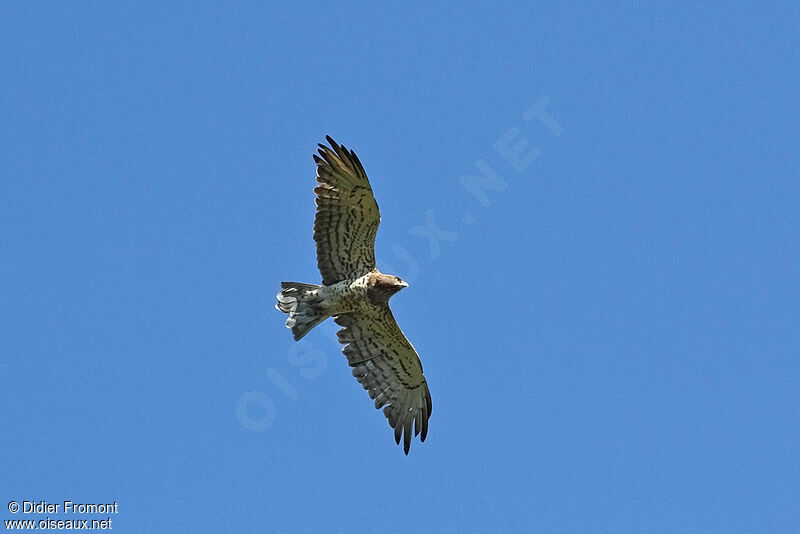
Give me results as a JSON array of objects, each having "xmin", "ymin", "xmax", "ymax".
[{"xmin": 2, "ymin": 2, "xmax": 799, "ymax": 532}]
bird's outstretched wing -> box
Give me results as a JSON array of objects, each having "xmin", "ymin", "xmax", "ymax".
[
  {"xmin": 313, "ymin": 136, "xmax": 381, "ymax": 285},
  {"xmin": 335, "ymin": 306, "xmax": 432, "ymax": 454}
]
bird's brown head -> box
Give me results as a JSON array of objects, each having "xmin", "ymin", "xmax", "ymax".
[{"xmin": 367, "ymin": 273, "xmax": 408, "ymax": 305}]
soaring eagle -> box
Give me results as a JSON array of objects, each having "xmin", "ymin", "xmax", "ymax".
[{"xmin": 276, "ymin": 136, "xmax": 432, "ymax": 454}]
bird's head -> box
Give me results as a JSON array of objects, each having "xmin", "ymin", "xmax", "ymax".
[{"xmin": 367, "ymin": 273, "xmax": 408, "ymax": 304}]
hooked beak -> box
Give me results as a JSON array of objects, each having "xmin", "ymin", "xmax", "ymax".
[{"xmin": 399, "ymin": 280, "xmax": 408, "ymax": 288}]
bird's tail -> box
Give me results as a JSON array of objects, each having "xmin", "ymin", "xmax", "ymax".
[{"xmin": 275, "ymin": 282, "xmax": 327, "ymax": 340}]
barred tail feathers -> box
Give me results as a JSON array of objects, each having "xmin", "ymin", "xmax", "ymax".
[{"xmin": 276, "ymin": 282, "xmax": 327, "ymax": 340}]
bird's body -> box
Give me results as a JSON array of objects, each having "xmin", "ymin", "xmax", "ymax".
[
  {"xmin": 276, "ymin": 270, "xmax": 407, "ymax": 335},
  {"xmin": 276, "ymin": 136, "xmax": 432, "ymax": 454}
]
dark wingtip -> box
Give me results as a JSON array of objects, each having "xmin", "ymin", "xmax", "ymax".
[{"xmin": 325, "ymin": 135, "xmax": 341, "ymax": 152}]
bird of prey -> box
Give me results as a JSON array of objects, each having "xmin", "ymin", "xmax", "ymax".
[{"xmin": 276, "ymin": 136, "xmax": 432, "ymax": 454}]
